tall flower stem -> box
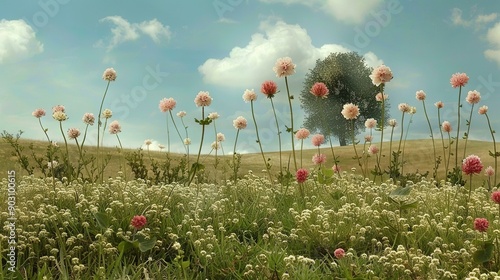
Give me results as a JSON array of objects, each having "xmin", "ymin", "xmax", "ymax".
[
  {"xmin": 437, "ymin": 109, "xmax": 448, "ymax": 178},
  {"xmin": 422, "ymin": 101, "xmax": 438, "ymax": 179},
  {"xmin": 75, "ymin": 138, "xmax": 91, "ymax": 179},
  {"xmin": 351, "ymin": 120, "xmax": 364, "ymax": 176},
  {"xmin": 180, "ymin": 117, "xmax": 190, "ymax": 164},
  {"xmin": 169, "ymin": 111, "xmax": 187, "ymax": 154},
  {"xmin": 251, "ymin": 100, "xmax": 273, "ymax": 183},
  {"xmin": 165, "ymin": 113, "xmax": 171, "ymax": 153},
  {"xmin": 376, "ymin": 94, "xmax": 386, "ymax": 180},
  {"xmin": 446, "ymin": 131, "xmax": 452, "ymax": 176},
  {"xmin": 485, "ymin": 112, "xmax": 498, "ymax": 187},
  {"xmin": 188, "ymin": 108, "xmax": 206, "ymax": 186},
  {"xmin": 462, "ymin": 104, "xmax": 475, "ymax": 160},
  {"xmin": 284, "ymin": 76, "xmax": 298, "ymax": 171},
  {"xmin": 401, "ymin": 113, "xmax": 414, "ymax": 175},
  {"xmin": 59, "ymin": 121, "xmax": 71, "ymax": 180},
  {"xmin": 455, "ymin": 86, "xmax": 463, "ymax": 168},
  {"xmin": 269, "ymin": 98, "xmax": 283, "ymax": 175},
  {"xmin": 328, "ymin": 136, "xmax": 340, "ymax": 175},
  {"xmin": 38, "ymin": 118, "xmax": 51, "ymax": 143},
  {"xmin": 96, "ymin": 81, "xmax": 111, "ymax": 179},
  {"xmin": 233, "ymin": 129, "xmax": 241, "ymax": 183}
]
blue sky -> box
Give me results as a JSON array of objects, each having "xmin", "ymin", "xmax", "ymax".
[{"xmin": 1, "ymin": 0, "xmax": 500, "ymax": 155}]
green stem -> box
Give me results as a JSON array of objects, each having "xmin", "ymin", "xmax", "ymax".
[
  {"xmin": 97, "ymin": 81, "xmax": 111, "ymax": 182},
  {"xmin": 351, "ymin": 120, "xmax": 363, "ymax": 175},
  {"xmin": 422, "ymin": 100, "xmax": 437, "ymax": 179},
  {"xmin": 233, "ymin": 129, "xmax": 240, "ymax": 183},
  {"xmin": 377, "ymin": 94, "xmax": 386, "ymax": 180},
  {"xmin": 455, "ymin": 86, "xmax": 463, "ymax": 169},
  {"xmin": 463, "ymin": 104, "xmax": 475, "ymax": 160},
  {"xmin": 188, "ymin": 107, "xmax": 205, "ymax": 186},
  {"xmin": 270, "ymin": 97, "xmax": 283, "ymax": 174},
  {"xmin": 251, "ymin": 101, "xmax": 273, "ymax": 183},
  {"xmin": 438, "ymin": 109, "xmax": 448, "ymax": 179},
  {"xmin": 284, "ymin": 76, "xmax": 297, "ymax": 171},
  {"xmin": 165, "ymin": 113, "xmax": 171, "ymax": 153},
  {"xmin": 486, "ymin": 113, "xmax": 497, "ymax": 188}
]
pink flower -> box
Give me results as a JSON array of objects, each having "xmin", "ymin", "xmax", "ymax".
[
  {"xmin": 273, "ymin": 57, "xmax": 296, "ymax": 78},
  {"xmin": 109, "ymin": 120, "xmax": 121, "ymax": 134},
  {"xmin": 310, "ymin": 82, "xmax": 329, "ymax": 98},
  {"xmin": 103, "ymin": 68, "xmax": 117, "ymax": 81},
  {"xmin": 442, "ymin": 121, "xmax": 452, "ymax": 133},
  {"xmin": 295, "ymin": 128, "xmax": 310, "ymax": 140},
  {"xmin": 52, "ymin": 105, "xmax": 65, "ymax": 113},
  {"xmin": 311, "ymin": 134, "xmax": 325, "ymax": 147},
  {"xmin": 296, "ymin": 168, "xmax": 309, "ymax": 183},
  {"xmin": 341, "ymin": 103, "xmax": 360, "ymax": 120},
  {"xmin": 478, "ymin": 105, "xmax": 488, "ymax": 115},
  {"xmin": 332, "ymin": 164, "xmax": 341, "ymax": 173},
  {"xmin": 388, "ymin": 119, "xmax": 397, "ymax": 127},
  {"xmin": 465, "ymin": 90, "xmax": 481, "ymax": 105},
  {"xmin": 211, "ymin": 141, "xmax": 221, "ymax": 150},
  {"xmin": 233, "ymin": 116, "xmax": 247, "ymax": 129},
  {"xmin": 177, "ymin": 111, "xmax": 187, "ymax": 118},
  {"xmin": 434, "ymin": 101, "xmax": 444, "ymax": 109},
  {"xmin": 217, "ymin": 132, "xmax": 225, "ymax": 142},
  {"xmin": 130, "ymin": 215, "xmax": 147, "ymax": 230},
  {"xmin": 491, "ymin": 190, "xmax": 500, "ymax": 204},
  {"xmin": 485, "ymin": 166, "xmax": 495, "ymax": 177},
  {"xmin": 159, "ymin": 98, "xmax": 176, "ymax": 112},
  {"xmin": 375, "ymin": 92, "xmax": 388, "ymax": 102},
  {"xmin": 82, "ymin": 113, "xmax": 95, "ymax": 125},
  {"xmin": 208, "ymin": 112, "xmax": 219, "ymax": 120},
  {"xmin": 67, "ymin": 128, "xmax": 80, "ymax": 140},
  {"xmin": 261, "ymin": 80, "xmax": 278, "ymax": 98},
  {"xmin": 415, "ymin": 90, "xmax": 426, "ymax": 101},
  {"xmin": 450, "ymin": 72, "xmax": 469, "ymax": 88},
  {"xmin": 242, "ymin": 89, "xmax": 257, "ymax": 102},
  {"xmin": 369, "ymin": 65, "xmax": 393, "ymax": 86},
  {"xmin": 474, "ymin": 218, "xmax": 489, "ymax": 232},
  {"xmin": 462, "ymin": 154, "xmax": 483, "ymax": 175},
  {"xmin": 368, "ymin": 144, "xmax": 379, "ymax": 155},
  {"xmin": 365, "ymin": 118, "xmax": 377, "ymax": 129},
  {"xmin": 32, "ymin": 108, "xmax": 46, "ymax": 118},
  {"xmin": 398, "ymin": 103, "xmax": 410, "ymax": 113},
  {"xmin": 312, "ymin": 153, "xmax": 326, "ymax": 165},
  {"xmin": 194, "ymin": 91, "xmax": 212, "ymax": 107},
  {"xmin": 364, "ymin": 135, "xmax": 373, "ymax": 142},
  {"xmin": 334, "ymin": 248, "xmax": 345, "ymax": 259}
]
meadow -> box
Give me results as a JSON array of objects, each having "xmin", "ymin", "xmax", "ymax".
[{"xmin": 2, "ymin": 64, "xmax": 500, "ymax": 279}]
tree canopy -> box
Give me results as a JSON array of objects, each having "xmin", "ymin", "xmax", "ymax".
[{"xmin": 300, "ymin": 52, "xmax": 389, "ymax": 146}]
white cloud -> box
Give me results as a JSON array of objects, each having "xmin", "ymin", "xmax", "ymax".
[
  {"xmin": 259, "ymin": 0, "xmax": 384, "ymax": 25},
  {"xmin": 485, "ymin": 22, "xmax": 500, "ymax": 66},
  {"xmin": 450, "ymin": 8, "xmax": 498, "ymax": 29},
  {"xmin": 98, "ymin": 16, "xmax": 171, "ymax": 51},
  {"xmin": 363, "ymin": 51, "xmax": 383, "ymax": 68},
  {"xmin": 0, "ymin": 19, "xmax": 43, "ymax": 63},
  {"xmin": 198, "ymin": 20, "xmax": 382, "ymax": 89}
]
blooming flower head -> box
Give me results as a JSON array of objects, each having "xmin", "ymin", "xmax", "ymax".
[
  {"xmin": 369, "ymin": 65, "xmax": 393, "ymax": 86},
  {"xmin": 434, "ymin": 101, "xmax": 444, "ymax": 109},
  {"xmin": 474, "ymin": 218, "xmax": 489, "ymax": 232},
  {"xmin": 491, "ymin": 190, "xmax": 500, "ymax": 204},
  {"xmin": 261, "ymin": 80, "xmax": 278, "ymax": 98},
  {"xmin": 102, "ymin": 109, "xmax": 112, "ymax": 119},
  {"xmin": 242, "ymin": 89, "xmax": 257, "ymax": 102},
  {"xmin": 334, "ymin": 248, "xmax": 345, "ymax": 259},
  {"xmin": 130, "ymin": 215, "xmax": 147, "ymax": 230},
  {"xmin": 450, "ymin": 72, "xmax": 469, "ymax": 88},
  {"xmin": 52, "ymin": 105, "xmax": 65, "ymax": 113},
  {"xmin": 217, "ymin": 132, "xmax": 225, "ymax": 142},
  {"xmin": 462, "ymin": 154, "xmax": 483, "ymax": 175},
  {"xmin": 82, "ymin": 113, "xmax": 95, "ymax": 125},
  {"xmin": 184, "ymin": 138, "xmax": 191, "ymax": 145},
  {"xmin": 211, "ymin": 141, "xmax": 221, "ymax": 150},
  {"xmin": 365, "ymin": 118, "xmax": 377, "ymax": 129},
  {"xmin": 233, "ymin": 116, "xmax": 247, "ymax": 130},
  {"xmin": 409, "ymin": 106, "xmax": 417, "ymax": 115},
  {"xmin": 296, "ymin": 168, "xmax": 309, "ymax": 183},
  {"xmin": 144, "ymin": 139, "xmax": 152, "ymax": 146},
  {"xmin": 485, "ymin": 166, "xmax": 495, "ymax": 177},
  {"xmin": 109, "ymin": 120, "xmax": 121, "ymax": 134},
  {"xmin": 159, "ymin": 98, "xmax": 176, "ymax": 112},
  {"xmin": 375, "ymin": 92, "xmax": 388, "ymax": 101},
  {"xmin": 312, "ymin": 153, "xmax": 326, "ymax": 165},
  {"xmin": 368, "ymin": 144, "xmax": 379, "ymax": 155},
  {"xmin": 295, "ymin": 128, "xmax": 310, "ymax": 140},
  {"xmin": 67, "ymin": 128, "xmax": 80, "ymax": 139},
  {"xmin": 364, "ymin": 135, "xmax": 373, "ymax": 142},
  {"xmin": 194, "ymin": 91, "xmax": 212, "ymax": 107},
  {"xmin": 442, "ymin": 121, "xmax": 452, "ymax": 133},
  {"xmin": 478, "ymin": 105, "xmax": 488, "ymax": 115},
  {"xmin": 52, "ymin": 111, "xmax": 67, "ymax": 121},
  {"xmin": 273, "ymin": 57, "xmax": 296, "ymax": 78},
  {"xmin": 388, "ymin": 119, "xmax": 397, "ymax": 127},
  {"xmin": 177, "ymin": 111, "xmax": 187, "ymax": 118},
  {"xmin": 311, "ymin": 134, "xmax": 325, "ymax": 147},
  {"xmin": 158, "ymin": 144, "xmax": 165, "ymax": 150},
  {"xmin": 341, "ymin": 103, "xmax": 360, "ymax": 120},
  {"xmin": 398, "ymin": 103, "xmax": 411, "ymax": 113},
  {"xmin": 332, "ymin": 164, "xmax": 341, "ymax": 173},
  {"xmin": 465, "ymin": 90, "xmax": 481, "ymax": 105},
  {"xmin": 32, "ymin": 108, "xmax": 46, "ymax": 118},
  {"xmin": 415, "ymin": 90, "xmax": 426, "ymax": 101},
  {"xmin": 208, "ymin": 112, "xmax": 220, "ymax": 120},
  {"xmin": 310, "ymin": 82, "xmax": 329, "ymax": 98},
  {"xmin": 103, "ymin": 68, "xmax": 117, "ymax": 81}
]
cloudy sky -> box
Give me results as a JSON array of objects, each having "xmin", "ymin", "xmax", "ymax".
[{"xmin": 1, "ymin": 0, "xmax": 500, "ymax": 155}]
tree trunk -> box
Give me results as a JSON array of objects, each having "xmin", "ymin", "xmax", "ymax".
[{"xmin": 339, "ymin": 137, "xmax": 347, "ymax": 146}]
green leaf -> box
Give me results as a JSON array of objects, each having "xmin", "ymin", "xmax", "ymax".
[
  {"xmin": 390, "ymin": 186, "xmax": 412, "ymax": 197},
  {"xmin": 94, "ymin": 212, "xmax": 111, "ymax": 229},
  {"xmin": 400, "ymin": 200, "xmax": 419, "ymax": 210},
  {"xmin": 473, "ymin": 242, "xmax": 494, "ymax": 263},
  {"xmin": 118, "ymin": 240, "xmax": 137, "ymax": 253},
  {"xmin": 138, "ymin": 236, "xmax": 157, "ymax": 252},
  {"xmin": 181, "ymin": 260, "xmax": 190, "ymax": 269}
]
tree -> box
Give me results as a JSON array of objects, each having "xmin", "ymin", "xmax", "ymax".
[{"xmin": 300, "ymin": 52, "xmax": 389, "ymax": 146}]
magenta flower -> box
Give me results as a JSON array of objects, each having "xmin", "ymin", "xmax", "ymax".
[
  {"xmin": 364, "ymin": 118, "xmax": 377, "ymax": 129},
  {"xmin": 273, "ymin": 57, "xmax": 296, "ymax": 78},
  {"xmin": 52, "ymin": 105, "xmax": 65, "ymax": 113},
  {"xmin": 465, "ymin": 90, "xmax": 481, "ymax": 105},
  {"xmin": 462, "ymin": 154, "xmax": 483, "ymax": 175},
  {"xmin": 130, "ymin": 215, "xmax": 147, "ymax": 230},
  {"xmin": 474, "ymin": 218, "xmax": 489, "ymax": 232},
  {"xmin": 233, "ymin": 116, "xmax": 247, "ymax": 130},
  {"xmin": 82, "ymin": 113, "xmax": 95, "ymax": 125},
  {"xmin": 295, "ymin": 128, "xmax": 310, "ymax": 140},
  {"xmin": 67, "ymin": 128, "xmax": 80, "ymax": 140},
  {"xmin": 415, "ymin": 90, "xmax": 426, "ymax": 101},
  {"xmin": 311, "ymin": 134, "xmax": 325, "ymax": 147},
  {"xmin": 369, "ymin": 65, "xmax": 393, "ymax": 86},
  {"xmin": 478, "ymin": 105, "xmax": 488, "ymax": 115},
  {"xmin": 334, "ymin": 248, "xmax": 345, "ymax": 259},
  {"xmin": 442, "ymin": 121, "xmax": 452, "ymax": 133},
  {"xmin": 450, "ymin": 72, "xmax": 469, "ymax": 88},
  {"xmin": 194, "ymin": 91, "xmax": 212, "ymax": 107},
  {"xmin": 312, "ymin": 153, "xmax": 326, "ymax": 165},
  {"xmin": 109, "ymin": 120, "xmax": 121, "ymax": 134},
  {"xmin": 341, "ymin": 103, "xmax": 360, "ymax": 120},
  {"xmin": 260, "ymin": 80, "xmax": 278, "ymax": 98},
  {"xmin": 159, "ymin": 97, "xmax": 176, "ymax": 112},
  {"xmin": 102, "ymin": 67, "xmax": 117, "ymax": 81},
  {"xmin": 32, "ymin": 108, "xmax": 46, "ymax": 118},
  {"xmin": 375, "ymin": 92, "xmax": 388, "ymax": 101},
  {"xmin": 296, "ymin": 168, "xmax": 309, "ymax": 183},
  {"xmin": 242, "ymin": 89, "xmax": 257, "ymax": 102},
  {"xmin": 491, "ymin": 190, "xmax": 500, "ymax": 204},
  {"xmin": 310, "ymin": 82, "xmax": 329, "ymax": 98}
]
